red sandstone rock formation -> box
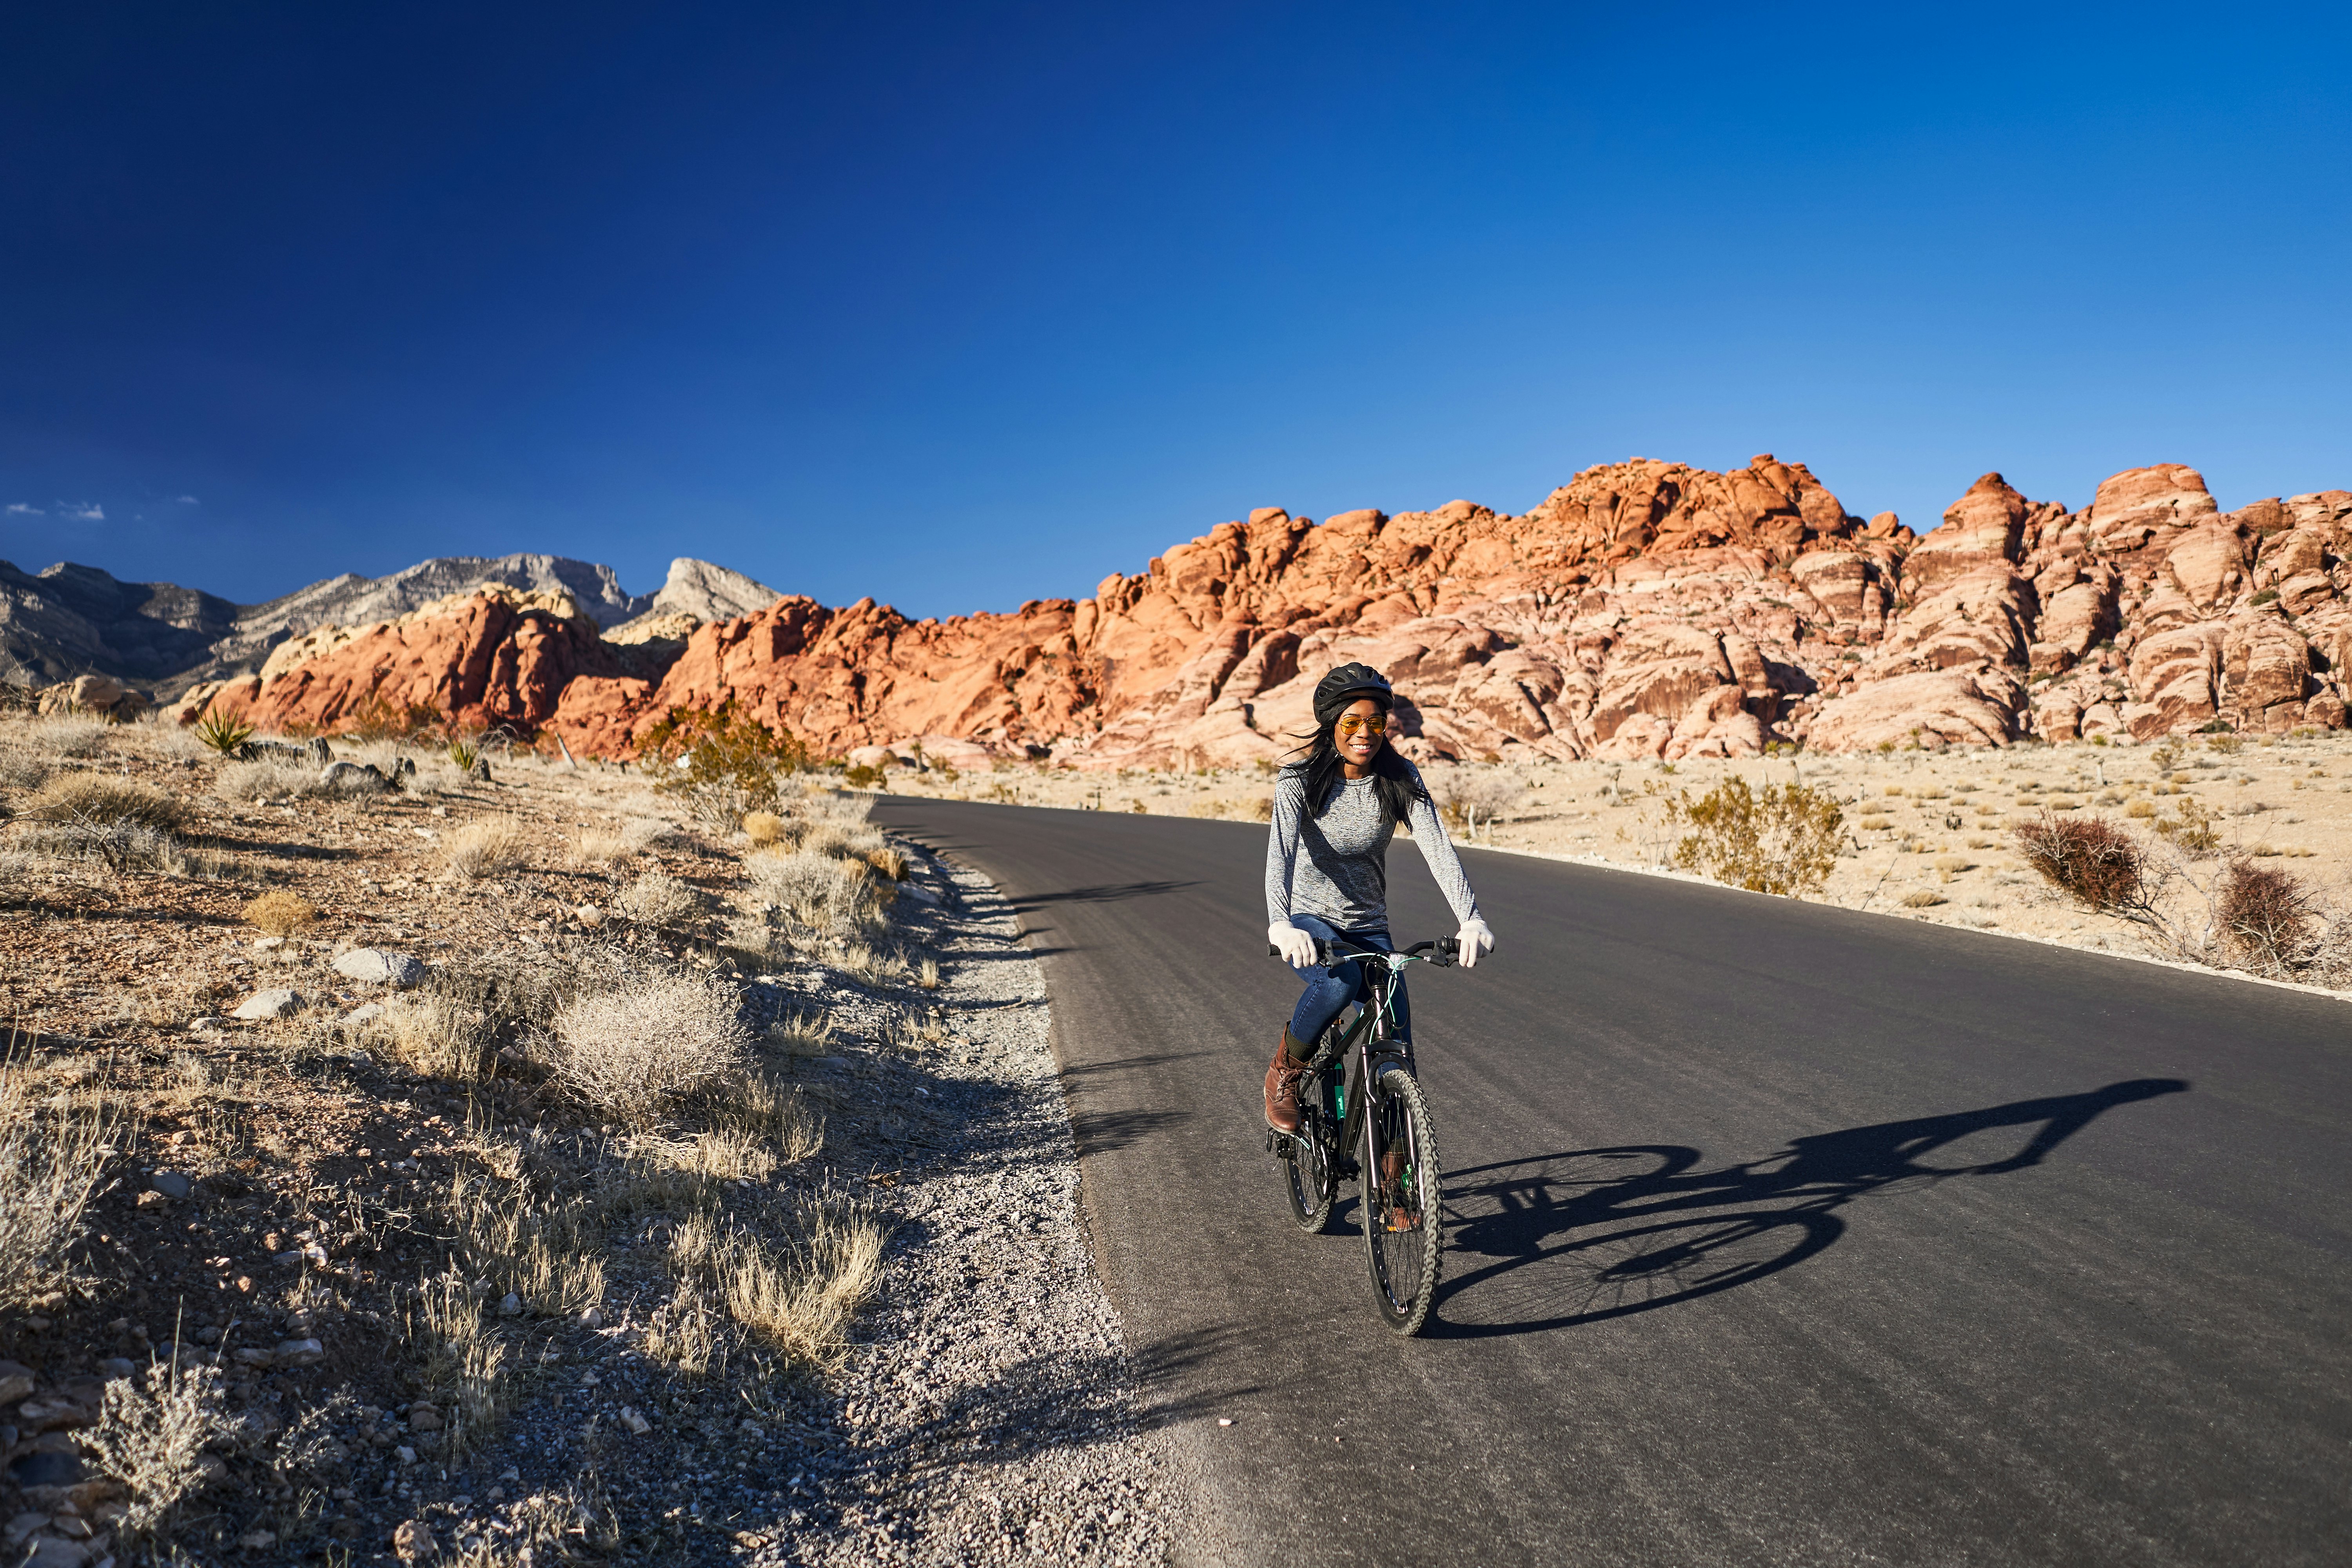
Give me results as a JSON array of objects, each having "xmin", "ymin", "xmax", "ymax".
[
  {"xmin": 173, "ymin": 587, "xmax": 618, "ymax": 737},
  {"xmin": 180, "ymin": 456, "xmax": 2352, "ymax": 762}
]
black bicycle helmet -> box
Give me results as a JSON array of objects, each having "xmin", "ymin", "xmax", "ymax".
[{"xmin": 1312, "ymin": 662, "xmax": 1393, "ymax": 727}]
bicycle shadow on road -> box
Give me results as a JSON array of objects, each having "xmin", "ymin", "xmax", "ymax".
[{"xmin": 1425, "ymin": 1078, "xmax": 2188, "ymax": 1338}]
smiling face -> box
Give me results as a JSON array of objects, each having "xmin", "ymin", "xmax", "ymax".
[{"xmin": 1334, "ymin": 697, "xmax": 1388, "ymax": 775}]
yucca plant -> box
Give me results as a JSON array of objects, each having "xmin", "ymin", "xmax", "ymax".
[
  {"xmin": 447, "ymin": 734, "xmax": 483, "ymax": 773},
  {"xmin": 191, "ymin": 706, "xmax": 255, "ymax": 757}
]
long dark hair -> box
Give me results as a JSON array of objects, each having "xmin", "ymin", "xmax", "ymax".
[{"xmin": 1281, "ymin": 696, "xmax": 1429, "ymax": 822}]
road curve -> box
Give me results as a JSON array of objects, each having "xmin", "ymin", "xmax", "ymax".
[{"xmin": 873, "ymin": 796, "xmax": 2352, "ymax": 1567}]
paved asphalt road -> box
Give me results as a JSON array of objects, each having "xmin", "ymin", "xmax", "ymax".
[{"xmin": 872, "ymin": 797, "xmax": 2351, "ymax": 1567}]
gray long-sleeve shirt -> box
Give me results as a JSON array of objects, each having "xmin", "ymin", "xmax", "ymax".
[{"xmin": 1263, "ymin": 764, "xmax": 1481, "ymax": 934}]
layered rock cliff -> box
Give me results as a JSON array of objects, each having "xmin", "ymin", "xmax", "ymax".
[{"xmin": 165, "ymin": 456, "xmax": 2352, "ymax": 762}]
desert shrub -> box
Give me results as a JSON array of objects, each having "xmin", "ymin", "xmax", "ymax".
[
  {"xmin": 2015, "ymin": 814, "xmax": 2153, "ymax": 914},
  {"xmin": 866, "ymin": 843, "xmax": 909, "ymax": 880},
  {"xmin": 338, "ymin": 694, "xmax": 441, "ymax": 742},
  {"xmin": 0, "ymin": 1060, "xmax": 113, "ymax": 1313},
  {"xmin": 1432, "ymin": 770, "xmax": 1524, "ymax": 838},
  {"xmin": 742, "ymin": 810, "xmax": 786, "ymax": 847},
  {"xmin": 25, "ymin": 773, "xmax": 189, "ymax": 834},
  {"xmin": 1664, "ymin": 779, "xmax": 1844, "ymax": 898},
  {"xmin": 1185, "ymin": 797, "xmax": 1230, "ymax": 819},
  {"xmin": 545, "ymin": 969, "xmax": 754, "ymax": 1121},
  {"xmin": 85, "ymin": 1356, "xmax": 229, "ymax": 1547},
  {"xmin": 613, "ymin": 869, "xmax": 701, "ymax": 926},
  {"xmin": 2155, "ymin": 796, "xmax": 2222, "ymax": 855},
  {"xmin": 638, "ymin": 703, "xmax": 808, "ymax": 828},
  {"xmin": 2205, "ymin": 733, "xmax": 2245, "ymax": 755},
  {"xmin": 445, "ymin": 818, "xmax": 532, "ymax": 878},
  {"xmin": 842, "ymin": 763, "xmax": 885, "ymax": 791},
  {"xmin": 747, "ymin": 849, "xmax": 877, "ymax": 935},
  {"xmin": 2218, "ymin": 860, "xmax": 2314, "ymax": 974},
  {"xmin": 244, "ymin": 889, "xmax": 318, "ymax": 936}
]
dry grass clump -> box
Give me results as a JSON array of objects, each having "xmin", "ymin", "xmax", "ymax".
[
  {"xmin": 798, "ymin": 820, "xmax": 885, "ymax": 862},
  {"xmin": 0, "ymin": 1057, "xmax": 114, "ymax": 1313},
  {"xmin": 410, "ymin": 1270, "xmax": 511, "ymax": 1461},
  {"xmin": 573, "ymin": 815, "xmax": 675, "ymax": 866},
  {"xmin": 2016, "ymin": 813, "xmax": 2154, "ymax": 915},
  {"xmin": 446, "ymin": 818, "xmax": 534, "ymax": 878},
  {"xmin": 363, "ymin": 993, "xmax": 494, "ymax": 1081},
  {"xmin": 448, "ymin": 1173, "xmax": 607, "ymax": 1319},
  {"xmin": 747, "ymin": 848, "xmax": 883, "ymax": 936},
  {"xmin": 742, "ymin": 810, "xmax": 786, "ymax": 847},
  {"xmin": 642, "ymin": 1281, "xmax": 726, "ymax": 1377},
  {"xmin": 545, "ymin": 969, "xmax": 753, "ymax": 1122},
  {"xmin": 663, "ymin": 1204, "xmax": 884, "ymax": 1372},
  {"xmin": 713, "ymin": 1206, "xmax": 884, "ymax": 1368},
  {"xmin": 215, "ymin": 757, "xmax": 325, "ymax": 802},
  {"xmin": 23, "ymin": 714, "xmax": 112, "ymax": 758},
  {"xmin": 243, "ymin": 889, "xmax": 318, "ymax": 936},
  {"xmin": 85, "ymin": 1355, "xmax": 229, "ymax": 1545},
  {"xmin": 613, "ymin": 869, "xmax": 701, "ymax": 926},
  {"xmin": 0, "ymin": 744, "xmax": 51, "ymax": 791},
  {"xmin": 25, "ymin": 772, "xmax": 189, "ymax": 833}
]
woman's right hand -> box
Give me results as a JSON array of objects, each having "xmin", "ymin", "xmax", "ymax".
[{"xmin": 1268, "ymin": 920, "xmax": 1318, "ymax": 967}]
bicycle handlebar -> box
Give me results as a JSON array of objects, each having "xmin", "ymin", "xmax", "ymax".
[{"xmin": 1266, "ymin": 936, "xmax": 1459, "ymax": 968}]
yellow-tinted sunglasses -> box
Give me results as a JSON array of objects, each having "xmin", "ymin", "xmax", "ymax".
[{"xmin": 1336, "ymin": 713, "xmax": 1388, "ymax": 737}]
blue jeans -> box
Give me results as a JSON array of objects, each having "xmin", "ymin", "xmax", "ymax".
[{"xmin": 1285, "ymin": 913, "xmax": 1411, "ymax": 1045}]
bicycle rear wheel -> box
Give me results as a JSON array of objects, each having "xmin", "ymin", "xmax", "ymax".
[
  {"xmin": 1282, "ymin": 1102, "xmax": 1336, "ymax": 1232},
  {"xmin": 1361, "ymin": 1063, "xmax": 1442, "ymax": 1334}
]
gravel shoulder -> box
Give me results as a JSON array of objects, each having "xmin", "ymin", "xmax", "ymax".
[{"xmin": 761, "ymin": 848, "xmax": 1195, "ymax": 1567}]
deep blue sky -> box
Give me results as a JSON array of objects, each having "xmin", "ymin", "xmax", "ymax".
[{"xmin": 3, "ymin": 3, "xmax": 2348, "ymax": 615}]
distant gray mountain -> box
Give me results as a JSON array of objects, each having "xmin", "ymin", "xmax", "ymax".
[
  {"xmin": 613, "ymin": 558, "xmax": 782, "ymax": 635},
  {"xmin": 0, "ymin": 552, "xmax": 773, "ymax": 696}
]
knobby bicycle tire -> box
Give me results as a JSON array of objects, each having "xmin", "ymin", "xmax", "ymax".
[
  {"xmin": 1282, "ymin": 1103, "xmax": 1337, "ymax": 1233},
  {"xmin": 1361, "ymin": 1063, "xmax": 1442, "ymax": 1334}
]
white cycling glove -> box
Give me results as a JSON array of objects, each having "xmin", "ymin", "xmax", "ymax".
[
  {"xmin": 1268, "ymin": 920, "xmax": 1319, "ymax": 968},
  {"xmin": 1455, "ymin": 917, "xmax": 1494, "ymax": 970}
]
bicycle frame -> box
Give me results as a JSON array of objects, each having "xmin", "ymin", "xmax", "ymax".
[{"xmin": 1278, "ymin": 938, "xmax": 1450, "ymax": 1179}]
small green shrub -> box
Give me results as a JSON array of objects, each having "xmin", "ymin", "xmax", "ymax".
[
  {"xmin": 1664, "ymin": 779, "xmax": 1843, "ymax": 898},
  {"xmin": 638, "ymin": 704, "xmax": 808, "ymax": 828}
]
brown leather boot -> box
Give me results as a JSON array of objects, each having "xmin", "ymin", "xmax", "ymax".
[{"xmin": 1263, "ymin": 1029, "xmax": 1311, "ymax": 1134}]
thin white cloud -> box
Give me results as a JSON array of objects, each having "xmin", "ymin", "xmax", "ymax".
[
  {"xmin": 61, "ymin": 502, "xmax": 103, "ymax": 521},
  {"xmin": 176, "ymin": 495, "xmax": 199, "ymax": 505},
  {"xmin": 5, "ymin": 503, "xmax": 42, "ymax": 515}
]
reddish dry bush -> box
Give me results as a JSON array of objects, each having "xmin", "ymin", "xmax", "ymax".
[
  {"xmin": 2218, "ymin": 860, "xmax": 2314, "ymax": 973},
  {"xmin": 2015, "ymin": 813, "xmax": 2151, "ymax": 914}
]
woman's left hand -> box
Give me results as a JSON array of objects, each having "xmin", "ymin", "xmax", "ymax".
[{"xmin": 1455, "ymin": 917, "xmax": 1494, "ymax": 969}]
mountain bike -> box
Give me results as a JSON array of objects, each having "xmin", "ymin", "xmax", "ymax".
[{"xmin": 1263, "ymin": 935, "xmax": 1458, "ymax": 1334}]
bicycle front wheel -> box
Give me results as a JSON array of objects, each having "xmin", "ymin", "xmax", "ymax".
[{"xmin": 1361, "ymin": 1063, "xmax": 1442, "ymax": 1334}]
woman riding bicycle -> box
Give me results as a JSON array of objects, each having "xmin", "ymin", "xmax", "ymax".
[{"xmin": 1263, "ymin": 662, "xmax": 1493, "ymax": 1132}]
